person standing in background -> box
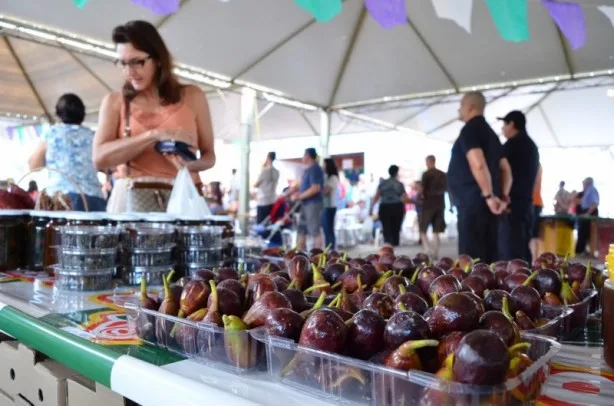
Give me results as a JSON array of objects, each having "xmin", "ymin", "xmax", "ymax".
[
  {"xmin": 29, "ymin": 93, "xmax": 107, "ymax": 211},
  {"xmin": 371, "ymin": 165, "xmax": 411, "ymax": 247},
  {"xmin": 322, "ymin": 158, "xmax": 340, "ymax": 249},
  {"xmin": 27, "ymin": 181, "xmax": 39, "ymax": 202},
  {"xmin": 575, "ymin": 177, "xmax": 600, "ymax": 256},
  {"xmin": 420, "ymin": 155, "xmax": 447, "ymax": 259},
  {"xmin": 287, "ymin": 148, "xmax": 325, "ymax": 250},
  {"xmin": 254, "ymin": 152, "xmax": 280, "ymax": 224},
  {"xmin": 498, "ymin": 110, "xmax": 539, "ymax": 262},
  {"xmin": 554, "ymin": 181, "xmax": 572, "ymax": 215},
  {"xmin": 529, "ymin": 166, "xmax": 544, "ymax": 262},
  {"xmin": 447, "ymin": 92, "xmax": 512, "ymax": 264}
]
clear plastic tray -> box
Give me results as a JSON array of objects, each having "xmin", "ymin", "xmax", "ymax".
[
  {"xmin": 251, "ymin": 330, "xmax": 560, "ymax": 405},
  {"xmin": 121, "ymin": 224, "xmax": 176, "ymax": 249},
  {"xmin": 57, "ymin": 248, "xmax": 116, "ymax": 269},
  {"xmin": 54, "ymin": 267, "xmax": 115, "ymax": 291},
  {"xmin": 120, "ymin": 265, "xmax": 170, "ymax": 286},
  {"xmin": 176, "ymin": 225, "xmax": 224, "ymax": 248},
  {"xmin": 119, "ymin": 248, "xmax": 174, "ymax": 267},
  {"xmin": 178, "ymin": 247, "xmax": 222, "ymax": 265},
  {"xmin": 542, "ymin": 289, "xmax": 598, "ymax": 340},
  {"xmin": 60, "ymin": 225, "xmax": 121, "ymax": 249},
  {"xmin": 123, "ymin": 302, "xmax": 266, "ymax": 374},
  {"xmin": 525, "ymin": 306, "xmax": 573, "ymax": 340}
]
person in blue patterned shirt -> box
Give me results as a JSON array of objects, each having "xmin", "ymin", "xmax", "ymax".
[{"xmin": 28, "ymin": 94, "xmax": 106, "ymax": 211}]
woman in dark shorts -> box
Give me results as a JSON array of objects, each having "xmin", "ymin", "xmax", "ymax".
[{"xmin": 371, "ymin": 165, "xmax": 411, "ymax": 246}]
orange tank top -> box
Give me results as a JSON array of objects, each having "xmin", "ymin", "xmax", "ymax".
[
  {"xmin": 532, "ymin": 178, "xmax": 543, "ymax": 207},
  {"xmin": 119, "ymin": 95, "xmax": 199, "ymax": 180}
]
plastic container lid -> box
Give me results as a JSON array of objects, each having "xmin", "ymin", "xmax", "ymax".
[
  {"xmin": 0, "ymin": 209, "xmax": 31, "ymax": 216},
  {"xmin": 176, "ymin": 214, "xmax": 208, "ymax": 221},
  {"xmin": 140, "ymin": 212, "xmax": 177, "ymax": 222},
  {"xmin": 52, "ymin": 265, "xmax": 115, "ymax": 276},
  {"xmin": 104, "ymin": 213, "xmax": 141, "ymax": 222},
  {"xmin": 206, "ymin": 215, "xmax": 233, "ymax": 222},
  {"xmin": 61, "ymin": 225, "xmax": 122, "ymax": 235},
  {"xmin": 63, "ymin": 211, "xmax": 106, "ymax": 221},
  {"xmin": 176, "ymin": 225, "xmax": 224, "ymax": 234},
  {"xmin": 28, "ymin": 210, "xmax": 52, "ymax": 218},
  {"xmin": 125, "ymin": 224, "xmax": 175, "ymax": 235},
  {"xmin": 123, "ymin": 265, "xmax": 173, "ymax": 273},
  {"xmin": 60, "ymin": 247, "xmax": 117, "ymax": 255}
]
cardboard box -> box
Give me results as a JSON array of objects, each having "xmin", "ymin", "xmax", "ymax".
[
  {"xmin": 67, "ymin": 376, "xmax": 125, "ymax": 406},
  {"xmin": 0, "ymin": 341, "xmax": 21, "ymax": 399}
]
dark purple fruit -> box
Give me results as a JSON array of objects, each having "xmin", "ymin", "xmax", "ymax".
[
  {"xmin": 362, "ymin": 292, "xmax": 395, "ymax": 319},
  {"xmin": 470, "ymin": 268, "xmax": 497, "ymax": 290},
  {"xmin": 507, "ymin": 259, "xmax": 529, "ymax": 273},
  {"xmin": 491, "ymin": 261, "xmax": 508, "ymax": 274},
  {"xmin": 299, "ymin": 308, "xmax": 347, "ymax": 353},
  {"xmin": 347, "ymin": 309, "xmax": 386, "ymax": 359},
  {"xmin": 384, "ymin": 311, "xmax": 430, "ymax": 349},
  {"xmin": 413, "ymin": 252, "xmax": 431, "ymax": 265},
  {"xmin": 436, "ymin": 331, "xmax": 465, "ymax": 368},
  {"xmin": 510, "ymin": 285, "xmax": 541, "ymax": 321},
  {"xmin": 243, "ymin": 291, "xmax": 291, "ymax": 328},
  {"xmin": 460, "ymin": 291, "xmax": 486, "ymax": 316},
  {"xmin": 566, "ymin": 263, "xmax": 587, "ymax": 283},
  {"xmin": 437, "ymin": 257, "xmax": 455, "ymax": 271},
  {"xmin": 532, "ymin": 269, "xmax": 562, "ymax": 297},
  {"xmin": 192, "ymin": 269, "xmax": 216, "ymax": 284},
  {"xmin": 382, "ymin": 276, "xmax": 409, "ymax": 299},
  {"xmin": 502, "ymin": 273, "xmax": 528, "ymax": 292},
  {"xmin": 282, "ymin": 289, "xmax": 310, "ymax": 313},
  {"xmin": 216, "ymin": 279, "xmax": 245, "ymax": 302},
  {"xmin": 428, "ymin": 275, "xmax": 461, "ymax": 303},
  {"xmin": 479, "ymin": 311, "xmax": 519, "ymax": 346},
  {"xmin": 415, "ymin": 266, "xmax": 445, "ymax": 296},
  {"xmin": 272, "ymin": 276, "xmax": 290, "ymax": 292},
  {"xmin": 287, "ymin": 255, "xmax": 311, "ymax": 290},
  {"xmin": 446, "ymin": 267, "xmax": 468, "ymax": 282},
  {"xmin": 461, "ymin": 275, "xmax": 487, "ymax": 298},
  {"xmin": 494, "ymin": 269, "xmax": 510, "ymax": 289},
  {"xmin": 394, "ymin": 292, "xmax": 428, "ymax": 315},
  {"xmin": 484, "ymin": 290, "xmax": 518, "ymax": 315},
  {"xmin": 427, "ymin": 293, "xmax": 480, "ymax": 338},
  {"xmin": 452, "ymin": 330, "xmax": 510, "ymax": 385},
  {"xmin": 322, "ymin": 263, "xmax": 345, "ymax": 284},
  {"xmin": 216, "ymin": 268, "xmax": 240, "ymax": 282},
  {"xmin": 265, "ymin": 308, "xmax": 304, "ymax": 342}
]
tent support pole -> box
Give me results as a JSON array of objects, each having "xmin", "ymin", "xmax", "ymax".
[
  {"xmin": 319, "ymin": 110, "xmax": 332, "ymax": 159},
  {"xmin": 238, "ymin": 87, "xmax": 257, "ymax": 236}
]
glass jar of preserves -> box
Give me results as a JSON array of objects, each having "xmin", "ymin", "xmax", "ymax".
[
  {"xmin": 0, "ymin": 210, "xmax": 30, "ymax": 271},
  {"xmin": 28, "ymin": 211, "xmax": 50, "ymax": 272}
]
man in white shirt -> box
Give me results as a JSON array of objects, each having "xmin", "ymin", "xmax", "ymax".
[{"xmin": 254, "ymin": 152, "xmax": 280, "ymax": 224}]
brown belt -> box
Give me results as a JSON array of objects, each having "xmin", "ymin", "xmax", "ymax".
[{"xmin": 131, "ymin": 181, "xmax": 204, "ymax": 196}]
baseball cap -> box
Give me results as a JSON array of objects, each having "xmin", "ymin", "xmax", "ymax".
[{"xmin": 498, "ymin": 110, "xmax": 526, "ymax": 130}]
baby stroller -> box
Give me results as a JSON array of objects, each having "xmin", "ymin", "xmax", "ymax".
[{"xmin": 252, "ymin": 196, "xmax": 300, "ymax": 248}]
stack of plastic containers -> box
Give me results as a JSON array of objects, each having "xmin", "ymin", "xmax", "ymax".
[
  {"xmin": 176, "ymin": 225, "xmax": 224, "ymax": 276},
  {"xmin": 54, "ymin": 225, "xmax": 120, "ymax": 291},
  {"xmin": 119, "ymin": 223, "xmax": 175, "ymax": 285}
]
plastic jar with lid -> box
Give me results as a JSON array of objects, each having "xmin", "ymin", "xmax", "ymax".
[
  {"xmin": 0, "ymin": 210, "xmax": 30, "ymax": 271},
  {"xmin": 208, "ymin": 215, "xmax": 234, "ymax": 258},
  {"xmin": 44, "ymin": 212, "xmax": 68, "ymax": 267},
  {"xmin": 175, "ymin": 214, "xmax": 207, "ymax": 227},
  {"xmin": 139, "ymin": 212, "xmax": 177, "ymax": 225},
  {"xmin": 28, "ymin": 210, "xmax": 51, "ymax": 271},
  {"xmin": 63, "ymin": 211, "xmax": 106, "ymax": 227}
]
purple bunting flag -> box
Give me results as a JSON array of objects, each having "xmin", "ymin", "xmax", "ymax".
[
  {"xmin": 6, "ymin": 127, "xmax": 14, "ymax": 141},
  {"xmin": 131, "ymin": 0, "xmax": 180, "ymax": 16},
  {"xmin": 542, "ymin": 0, "xmax": 586, "ymax": 50},
  {"xmin": 364, "ymin": 0, "xmax": 407, "ymax": 29}
]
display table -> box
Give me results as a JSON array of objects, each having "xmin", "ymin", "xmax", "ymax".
[
  {"xmin": 0, "ymin": 271, "xmax": 611, "ymax": 406},
  {"xmin": 539, "ymin": 215, "xmax": 614, "ymax": 259}
]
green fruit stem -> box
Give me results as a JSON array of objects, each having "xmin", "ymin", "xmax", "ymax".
[
  {"xmin": 523, "ymin": 271, "xmax": 539, "ymax": 286},
  {"xmin": 165, "ymin": 269, "xmax": 175, "ymax": 285},
  {"xmin": 430, "ymin": 292, "xmax": 439, "ymax": 306},
  {"xmin": 163, "ymin": 270, "xmax": 172, "ymax": 299},
  {"xmin": 140, "ymin": 277, "xmax": 148, "ymax": 301},
  {"xmin": 502, "ymin": 296, "xmax": 514, "ymax": 321},
  {"xmin": 311, "ymin": 263, "xmax": 326, "ymax": 284},
  {"xmin": 374, "ymin": 271, "xmax": 393, "ymax": 288},
  {"xmin": 208, "ymin": 280, "xmax": 218, "ymax": 313},
  {"xmin": 357, "ymin": 274, "xmax": 363, "ymax": 290},
  {"xmin": 397, "ymin": 302, "xmax": 408, "ymax": 312},
  {"xmin": 187, "ymin": 308, "xmax": 208, "ymax": 321},
  {"xmin": 312, "ymin": 292, "xmax": 326, "ymax": 310},
  {"xmin": 410, "ymin": 267, "xmax": 421, "ymax": 284},
  {"xmin": 324, "ymin": 243, "xmax": 332, "ymax": 254},
  {"xmin": 342, "ymin": 252, "xmax": 348, "ymax": 262},
  {"xmin": 329, "ymin": 367, "xmax": 367, "ymax": 388},
  {"xmin": 223, "ymin": 315, "xmax": 248, "ymax": 331},
  {"xmin": 331, "ymin": 281, "xmax": 342, "ymax": 291},
  {"xmin": 508, "ymin": 342, "xmax": 531, "ymax": 357},
  {"xmin": 398, "ymin": 285, "xmax": 406, "ymax": 295},
  {"xmin": 328, "ymin": 293, "xmax": 341, "ymax": 308},
  {"xmin": 303, "ymin": 283, "xmax": 330, "ymax": 294},
  {"xmin": 397, "ymin": 339, "xmax": 439, "ymax": 356},
  {"xmin": 473, "ymin": 258, "xmax": 481, "ymax": 264},
  {"xmin": 288, "ymin": 279, "xmax": 297, "ymax": 289}
]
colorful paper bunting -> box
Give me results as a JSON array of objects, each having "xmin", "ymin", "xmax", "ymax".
[
  {"xmin": 6, "ymin": 127, "xmax": 14, "ymax": 142},
  {"xmin": 72, "ymin": 0, "xmax": 89, "ymax": 9},
  {"xmin": 131, "ymin": 0, "xmax": 180, "ymax": 16},
  {"xmin": 598, "ymin": 6, "xmax": 614, "ymax": 29},
  {"xmin": 542, "ymin": 0, "xmax": 585, "ymax": 50},
  {"xmin": 16, "ymin": 127, "xmax": 24, "ymax": 143},
  {"xmin": 295, "ymin": 0, "xmax": 342, "ymax": 23},
  {"xmin": 485, "ymin": 0, "xmax": 529, "ymax": 43},
  {"xmin": 432, "ymin": 0, "xmax": 473, "ymax": 34},
  {"xmin": 364, "ymin": 0, "xmax": 406, "ymax": 30}
]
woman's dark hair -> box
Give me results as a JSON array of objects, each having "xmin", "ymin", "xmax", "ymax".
[
  {"xmin": 55, "ymin": 93, "xmax": 86, "ymax": 124},
  {"xmin": 324, "ymin": 158, "xmax": 339, "ymax": 178},
  {"xmin": 209, "ymin": 181, "xmax": 223, "ymax": 205},
  {"xmin": 28, "ymin": 180, "xmax": 38, "ymax": 193},
  {"xmin": 112, "ymin": 20, "xmax": 181, "ymax": 105},
  {"xmin": 388, "ymin": 165, "xmax": 400, "ymax": 178}
]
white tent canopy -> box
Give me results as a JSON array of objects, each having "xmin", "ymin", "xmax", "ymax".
[{"xmin": 0, "ymin": 0, "xmax": 613, "ymax": 147}]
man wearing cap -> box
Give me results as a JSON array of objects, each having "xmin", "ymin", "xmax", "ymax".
[
  {"xmin": 499, "ymin": 110, "xmax": 540, "ymax": 261},
  {"xmin": 448, "ymin": 92, "xmax": 512, "ymax": 263},
  {"xmin": 254, "ymin": 152, "xmax": 280, "ymax": 224},
  {"xmin": 289, "ymin": 148, "xmax": 325, "ymax": 250}
]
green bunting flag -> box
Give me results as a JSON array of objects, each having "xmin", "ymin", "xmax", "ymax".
[
  {"xmin": 295, "ymin": 0, "xmax": 343, "ymax": 22},
  {"xmin": 485, "ymin": 0, "xmax": 530, "ymax": 43},
  {"xmin": 72, "ymin": 0, "xmax": 89, "ymax": 8}
]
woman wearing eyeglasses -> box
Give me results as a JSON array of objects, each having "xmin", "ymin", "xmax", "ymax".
[{"xmin": 93, "ymin": 20, "xmax": 215, "ymax": 213}]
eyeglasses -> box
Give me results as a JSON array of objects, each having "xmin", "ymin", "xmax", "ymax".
[{"xmin": 114, "ymin": 56, "xmax": 152, "ymax": 70}]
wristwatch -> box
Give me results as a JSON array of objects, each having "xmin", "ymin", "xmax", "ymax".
[{"xmin": 483, "ymin": 194, "xmax": 493, "ymax": 200}]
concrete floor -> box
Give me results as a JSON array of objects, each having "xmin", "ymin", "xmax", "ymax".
[{"xmin": 347, "ymin": 236, "xmax": 459, "ymax": 259}]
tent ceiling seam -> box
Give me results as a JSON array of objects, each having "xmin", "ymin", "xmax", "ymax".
[
  {"xmin": 64, "ymin": 49, "xmax": 113, "ymax": 92},
  {"xmin": 394, "ymin": 96, "xmax": 448, "ymax": 126},
  {"xmin": 537, "ymin": 104, "xmax": 561, "ymax": 147},
  {"xmin": 299, "ymin": 111, "xmax": 319, "ymax": 135},
  {"xmin": 3, "ymin": 36, "xmax": 53, "ymax": 122},
  {"xmin": 554, "ymin": 25, "xmax": 575, "ymax": 77},
  {"xmin": 405, "ymin": 16, "xmax": 458, "ymax": 92},
  {"xmin": 328, "ymin": 6, "xmax": 368, "ymax": 106}
]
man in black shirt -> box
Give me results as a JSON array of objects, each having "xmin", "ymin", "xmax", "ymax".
[
  {"xmin": 420, "ymin": 155, "xmax": 447, "ymax": 259},
  {"xmin": 448, "ymin": 92, "xmax": 513, "ymax": 263},
  {"xmin": 498, "ymin": 111, "xmax": 540, "ymax": 261}
]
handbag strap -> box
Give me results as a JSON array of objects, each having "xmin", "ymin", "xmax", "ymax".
[{"xmin": 123, "ymin": 97, "xmax": 132, "ymax": 177}]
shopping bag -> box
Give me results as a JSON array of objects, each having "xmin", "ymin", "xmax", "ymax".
[{"xmin": 167, "ymin": 167, "xmax": 211, "ymax": 217}]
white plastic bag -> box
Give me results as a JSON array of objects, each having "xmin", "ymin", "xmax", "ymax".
[{"xmin": 167, "ymin": 167, "xmax": 211, "ymax": 217}]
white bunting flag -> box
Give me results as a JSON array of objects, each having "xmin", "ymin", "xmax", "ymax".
[
  {"xmin": 598, "ymin": 6, "xmax": 614, "ymax": 28},
  {"xmin": 432, "ymin": 0, "xmax": 474, "ymax": 34}
]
